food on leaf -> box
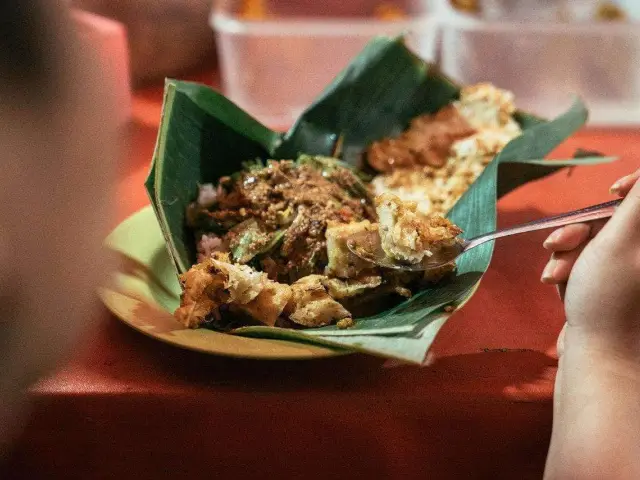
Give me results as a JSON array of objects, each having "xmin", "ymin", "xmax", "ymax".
[
  {"xmin": 367, "ymin": 105, "xmax": 475, "ymax": 172},
  {"xmin": 376, "ymin": 193, "xmax": 462, "ymax": 264},
  {"xmin": 325, "ymin": 220, "xmax": 378, "ymax": 279},
  {"xmin": 166, "ymin": 81, "xmax": 579, "ymax": 332},
  {"xmin": 284, "ymin": 275, "xmax": 352, "ymax": 327},
  {"xmin": 370, "ymin": 83, "xmax": 522, "ymax": 216},
  {"xmin": 142, "ymin": 34, "xmax": 605, "ymax": 365},
  {"xmin": 175, "ymin": 253, "xmax": 290, "ymax": 328},
  {"xmin": 185, "ymin": 157, "xmax": 375, "ymax": 283},
  {"xmin": 322, "ymin": 275, "xmax": 383, "ymax": 300}
]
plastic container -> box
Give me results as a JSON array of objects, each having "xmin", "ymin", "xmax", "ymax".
[
  {"xmin": 439, "ymin": 11, "xmax": 640, "ymax": 126},
  {"xmin": 211, "ymin": 0, "xmax": 439, "ymax": 127}
]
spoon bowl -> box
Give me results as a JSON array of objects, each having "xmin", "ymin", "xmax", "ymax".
[
  {"xmin": 346, "ymin": 229, "xmax": 465, "ymax": 271},
  {"xmin": 347, "ymin": 198, "xmax": 622, "ymax": 271}
]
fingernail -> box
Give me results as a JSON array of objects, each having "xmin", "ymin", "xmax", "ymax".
[
  {"xmin": 609, "ymin": 176, "xmax": 628, "ymax": 194},
  {"xmin": 541, "ymin": 259, "xmax": 556, "ymax": 283},
  {"xmin": 543, "ymin": 230, "xmax": 561, "ymax": 248}
]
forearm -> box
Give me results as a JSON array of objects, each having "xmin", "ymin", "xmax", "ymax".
[{"xmin": 545, "ymin": 344, "xmax": 640, "ymax": 479}]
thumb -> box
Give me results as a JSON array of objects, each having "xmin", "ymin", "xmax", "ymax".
[
  {"xmin": 604, "ymin": 172, "xmax": 640, "ymax": 241},
  {"xmin": 610, "ymin": 168, "xmax": 640, "ymax": 197}
]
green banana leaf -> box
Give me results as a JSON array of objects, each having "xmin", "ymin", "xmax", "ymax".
[{"xmin": 144, "ymin": 36, "xmax": 612, "ymax": 364}]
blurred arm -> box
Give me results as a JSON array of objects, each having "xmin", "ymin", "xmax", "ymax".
[{"xmin": 0, "ymin": 0, "xmax": 117, "ymax": 447}]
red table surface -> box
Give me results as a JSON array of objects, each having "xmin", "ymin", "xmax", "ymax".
[{"xmin": 1, "ymin": 75, "xmax": 639, "ymax": 479}]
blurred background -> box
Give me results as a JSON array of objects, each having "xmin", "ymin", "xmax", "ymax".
[
  {"xmin": 72, "ymin": 0, "xmax": 216, "ymax": 86},
  {"xmin": 73, "ymin": 0, "xmax": 640, "ymax": 126}
]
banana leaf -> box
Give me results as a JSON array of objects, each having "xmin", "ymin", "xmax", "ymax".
[{"xmin": 144, "ymin": 36, "xmax": 612, "ymax": 364}]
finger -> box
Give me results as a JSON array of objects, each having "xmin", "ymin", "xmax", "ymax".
[
  {"xmin": 553, "ymin": 249, "xmax": 584, "ymax": 282},
  {"xmin": 543, "ymin": 223, "xmax": 591, "ymax": 251},
  {"xmin": 604, "ymin": 171, "xmax": 640, "ymax": 238},
  {"xmin": 541, "ymin": 248, "xmax": 584, "ymax": 285},
  {"xmin": 548, "ymin": 219, "xmax": 606, "ymax": 300},
  {"xmin": 609, "ymin": 168, "xmax": 640, "ymax": 197},
  {"xmin": 588, "ymin": 218, "xmax": 607, "ymax": 239}
]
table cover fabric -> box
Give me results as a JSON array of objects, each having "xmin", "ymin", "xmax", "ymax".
[{"xmin": 1, "ymin": 76, "xmax": 638, "ymax": 478}]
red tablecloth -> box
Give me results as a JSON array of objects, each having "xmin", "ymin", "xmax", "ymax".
[{"xmin": 2, "ymin": 78, "xmax": 638, "ymax": 478}]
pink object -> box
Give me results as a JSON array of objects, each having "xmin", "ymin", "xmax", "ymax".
[{"xmin": 72, "ymin": 9, "xmax": 131, "ymax": 126}]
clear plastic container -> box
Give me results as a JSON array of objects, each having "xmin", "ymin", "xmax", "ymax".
[
  {"xmin": 439, "ymin": 12, "xmax": 640, "ymax": 126},
  {"xmin": 211, "ymin": 0, "xmax": 439, "ymax": 128}
]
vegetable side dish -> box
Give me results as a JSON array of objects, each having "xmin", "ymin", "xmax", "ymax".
[{"xmin": 175, "ymin": 83, "xmax": 521, "ymax": 330}]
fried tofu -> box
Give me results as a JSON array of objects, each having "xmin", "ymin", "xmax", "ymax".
[
  {"xmin": 284, "ymin": 275, "xmax": 352, "ymax": 327},
  {"xmin": 322, "ymin": 275, "xmax": 383, "ymax": 300},
  {"xmin": 237, "ymin": 281, "xmax": 292, "ymax": 327},
  {"xmin": 325, "ymin": 220, "xmax": 377, "ymax": 279},
  {"xmin": 174, "ymin": 253, "xmax": 291, "ymax": 328}
]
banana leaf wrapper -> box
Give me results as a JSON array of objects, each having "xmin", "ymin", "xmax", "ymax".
[{"xmin": 144, "ymin": 36, "xmax": 611, "ymax": 363}]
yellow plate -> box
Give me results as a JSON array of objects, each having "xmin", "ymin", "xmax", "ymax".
[{"xmin": 100, "ymin": 206, "xmax": 343, "ymax": 360}]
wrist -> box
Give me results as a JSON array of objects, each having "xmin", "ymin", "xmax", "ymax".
[
  {"xmin": 561, "ymin": 322, "xmax": 640, "ymax": 377},
  {"xmin": 547, "ymin": 337, "xmax": 640, "ymax": 479}
]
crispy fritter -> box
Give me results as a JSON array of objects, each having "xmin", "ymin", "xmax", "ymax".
[
  {"xmin": 454, "ymin": 83, "xmax": 521, "ymax": 134},
  {"xmin": 175, "ymin": 253, "xmax": 290, "ymax": 328},
  {"xmin": 174, "ymin": 263, "xmax": 221, "ymax": 328},
  {"xmin": 322, "ymin": 274, "xmax": 383, "ymax": 300},
  {"xmin": 376, "ymin": 193, "xmax": 462, "ymax": 264},
  {"xmin": 284, "ymin": 275, "xmax": 352, "ymax": 327},
  {"xmin": 237, "ymin": 281, "xmax": 293, "ymax": 327}
]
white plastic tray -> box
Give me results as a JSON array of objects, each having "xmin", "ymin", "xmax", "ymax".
[{"xmin": 211, "ymin": 0, "xmax": 438, "ymax": 127}]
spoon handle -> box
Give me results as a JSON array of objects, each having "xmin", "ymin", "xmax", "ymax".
[{"xmin": 465, "ymin": 198, "xmax": 623, "ymax": 250}]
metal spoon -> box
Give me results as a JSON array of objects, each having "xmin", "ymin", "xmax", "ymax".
[{"xmin": 346, "ymin": 198, "xmax": 622, "ymax": 271}]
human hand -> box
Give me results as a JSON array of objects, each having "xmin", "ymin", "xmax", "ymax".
[
  {"xmin": 541, "ymin": 169, "xmax": 639, "ymax": 298},
  {"xmin": 542, "ymin": 168, "xmax": 640, "ymax": 479},
  {"xmin": 541, "ymin": 168, "xmax": 640, "ymax": 358}
]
